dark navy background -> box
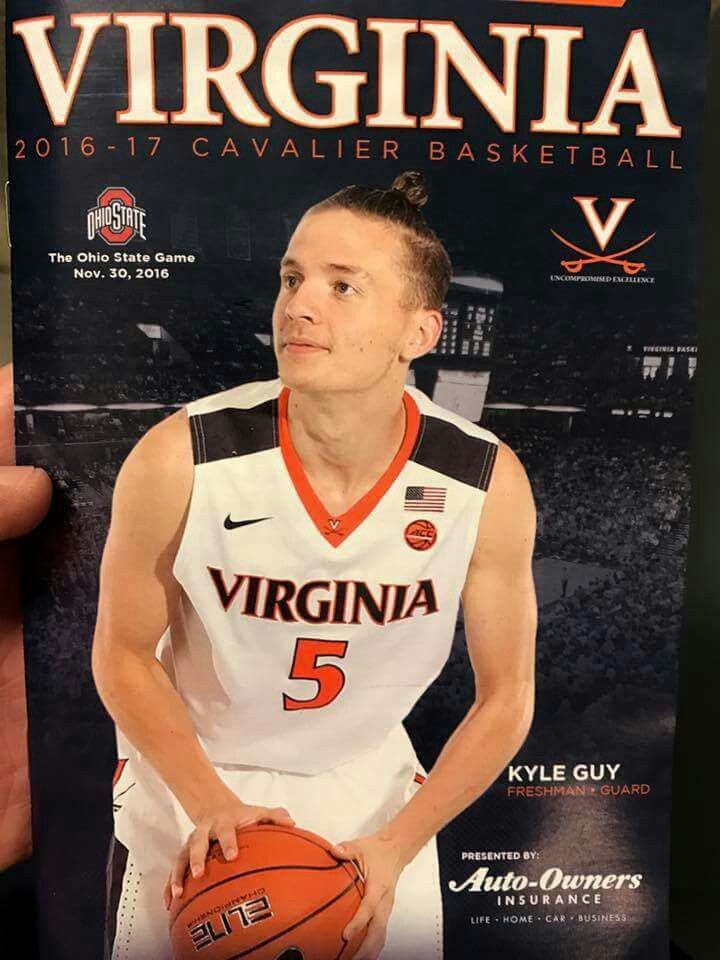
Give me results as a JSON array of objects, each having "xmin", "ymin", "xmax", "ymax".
[{"xmin": 6, "ymin": 2, "xmax": 710, "ymax": 958}]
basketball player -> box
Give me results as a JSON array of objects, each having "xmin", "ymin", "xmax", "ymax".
[{"xmin": 93, "ymin": 172, "xmax": 537, "ymax": 960}]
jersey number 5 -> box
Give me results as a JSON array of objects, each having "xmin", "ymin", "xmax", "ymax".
[{"xmin": 283, "ymin": 637, "xmax": 349, "ymax": 711}]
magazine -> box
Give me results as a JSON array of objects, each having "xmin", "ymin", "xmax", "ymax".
[{"xmin": 6, "ymin": 2, "xmax": 710, "ymax": 957}]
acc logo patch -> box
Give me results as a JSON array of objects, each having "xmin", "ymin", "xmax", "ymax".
[{"xmin": 404, "ymin": 519, "xmax": 437, "ymax": 551}]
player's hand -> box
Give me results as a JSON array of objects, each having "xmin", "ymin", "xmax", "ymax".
[
  {"xmin": 0, "ymin": 364, "xmax": 53, "ymax": 871},
  {"xmin": 163, "ymin": 791, "xmax": 295, "ymax": 908},
  {"xmin": 331, "ymin": 832, "xmax": 406, "ymax": 960}
]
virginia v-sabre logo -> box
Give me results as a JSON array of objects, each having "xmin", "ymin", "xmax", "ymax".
[
  {"xmin": 87, "ymin": 186, "xmax": 147, "ymax": 246},
  {"xmin": 552, "ymin": 196, "xmax": 655, "ymax": 276}
]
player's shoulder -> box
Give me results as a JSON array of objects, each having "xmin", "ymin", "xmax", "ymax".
[
  {"xmin": 406, "ymin": 385, "xmax": 501, "ymax": 492},
  {"xmin": 119, "ymin": 379, "xmax": 281, "ymax": 480},
  {"xmin": 185, "ymin": 377, "xmax": 282, "ymax": 417},
  {"xmin": 471, "ymin": 438, "xmax": 536, "ymax": 562},
  {"xmin": 489, "ymin": 440, "xmax": 533, "ymax": 500},
  {"xmin": 407, "ymin": 384, "xmax": 499, "ymax": 446},
  {"xmin": 181, "ymin": 378, "xmax": 282, "ymax": 465},
  {"xmin": 112, "ymin": 407, "xmax": 193, "ymax": 518}
]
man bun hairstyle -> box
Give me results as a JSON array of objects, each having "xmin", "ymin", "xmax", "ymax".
[
  {"xmin": 390, "ymin": 170, "xmax": 429, "ymax": 209},
  {"xmin": 312, "ymin": 171, "xmax": 452, "ymax": 312}
]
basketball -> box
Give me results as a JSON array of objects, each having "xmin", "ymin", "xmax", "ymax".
[{"xmin": 168, "ymin": 824, "xmax": 365, "ymax": 960}]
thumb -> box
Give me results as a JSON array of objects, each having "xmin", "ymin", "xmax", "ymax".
[
  {"xmin": 0, "ymin": 467, "xmax": 53, "ymax": 540},
  {"xmin": 331, "ymin": 839, "xmax": 358, "ymax": 862}
]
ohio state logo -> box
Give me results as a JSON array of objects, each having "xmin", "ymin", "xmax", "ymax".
[{"xmin": 87, "ymin": 186, "xmax": 147, "ymax": 245}]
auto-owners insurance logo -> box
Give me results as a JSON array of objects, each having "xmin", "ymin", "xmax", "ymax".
[
  {"xmin": 551, "ymin": 197, "xmax": 655, "ymax": 284},
  {"xmin": 87, "ymin": 186, "xmax": 147, "ymax": 246}
]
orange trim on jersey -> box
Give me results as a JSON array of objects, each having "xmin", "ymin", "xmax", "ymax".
[
  {"xmin": 278, "ymin": 387, "xmax": 421, "ymax": 548},
  {"xmin": 414, "ymin": 772, "xmax": 427, "ymax": 785},
  {"xmin": 112, "ymin": 759, "xmax": 128, "ymax": 787}
]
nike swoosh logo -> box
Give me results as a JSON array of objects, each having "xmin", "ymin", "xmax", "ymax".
[{"xmin": 223, "ymin": 515, "xmax": 272, "ymax": 531}]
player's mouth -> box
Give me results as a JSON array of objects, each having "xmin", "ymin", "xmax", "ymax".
[{"xmin": 283, "ymin": 338, "xmax": 329, "ymax": 355}]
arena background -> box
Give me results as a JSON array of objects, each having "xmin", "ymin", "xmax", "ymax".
[{"xmin": 3, "ymin": 1, "xmax": 716, "ymax": 958}]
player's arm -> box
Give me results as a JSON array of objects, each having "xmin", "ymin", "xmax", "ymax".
[
  {"xmin": 91, "ymin": 411, "xmax": 293, "ymax": 898},
  {"xmin": 383, "ymin": 440, "xmax": 536, "ymax": 852},
  {"xmin": 92, "ymin": 411, "xmax": 224, "ymax": 818},
  {"xmin": 338, "ymin": 441, "xmax": 537, "ymax": 958}
]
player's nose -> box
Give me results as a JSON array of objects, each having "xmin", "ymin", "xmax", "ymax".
[{"xmin": 284, "ymin": 281, "xmax": 321, "ymax": 324}]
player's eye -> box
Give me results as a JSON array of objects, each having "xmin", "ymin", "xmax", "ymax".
[
  {"xmin": 281, "ymin": 274, "xmax": 298, "ymax": 289},
  {"xmin": 333, "ymin": 280, "xmax": 355, "ymax": 297}
]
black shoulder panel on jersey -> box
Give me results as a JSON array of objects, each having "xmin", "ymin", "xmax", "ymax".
[
  {"xmin": 188, "ymin": 398, "xmax": 278, "ymax": 465},
  {"xmin": 410, "ymin": 415, "xmax": 498, "ymax": 491}
]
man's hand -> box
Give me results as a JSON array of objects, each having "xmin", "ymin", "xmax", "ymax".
[
  {"xmin": 0, "ymin": 364, "xmax": 51, "ymax": 534},
  {"xmin": 331, "ymin": 832, "xmax": 406, "ymax": 960},
  {"xmin": 0, "ymin": 364, "xmax": 52, "ymax": 871},
  {"xmin": 163, "ymin": 789, "xmax": 295, "ymax": 908}
]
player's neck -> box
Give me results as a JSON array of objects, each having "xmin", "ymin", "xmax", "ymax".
[{"xmin": 286, "ymin": 383, "xmax": 407, "ymax": 507}]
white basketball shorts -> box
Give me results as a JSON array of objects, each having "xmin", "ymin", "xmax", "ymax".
[{"xmin": 105, "ymin": 724, "xmax": 443, "ymax": 960}]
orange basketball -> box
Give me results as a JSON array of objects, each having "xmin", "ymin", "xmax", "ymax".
[{"xmin": 168, "ymin": 824, "xmax": 365, "ymax": 960}]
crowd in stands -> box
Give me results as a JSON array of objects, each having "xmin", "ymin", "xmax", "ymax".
[
  {"xmin": 488, "ymin": 295, "xmax": 696, "ymax": 413},
  {"xmin": 489, "ymin": 356, "xmax": 694, "ymax": 414},
  {"xmin": 12, "ymin": 278, "xmax": 276, "ymax": 408}
]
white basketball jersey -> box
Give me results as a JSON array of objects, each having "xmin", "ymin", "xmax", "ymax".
[{"xmin": 163, "ymin": 378, "xmax": 499, "ymax": 774}]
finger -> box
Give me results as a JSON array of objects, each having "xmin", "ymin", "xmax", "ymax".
[
  {"xmin": 0, "ymin": 467, "xmax": 53, "ymax": 540},
  {"xmin": 216, "ymin": 824, "xmax": 238, "ymax": 861},
  {"xmin": 353, "ymin": 897, "xmax": 393, "ymax": 960},
  {"xmin": 188, "ymin": 827, "xmax": 210, "ymax": 879},
  {"xmin": 262, "ymin": 806, "xmax": 295, "ymax": 827},
  {"xmin": 343, "ymin": 885, "xmax": 384, "ymax": 942},
  {"xmin": 162, "ymin": 875, "xmax": 172, "ymax": 911},
  {"xmin": 233, "ymin": 808, "xmax": 295, "ymax": 838},
  {"xmin": 331, "ymin": 843, "xmax": 367, "ymax": 891},
  {"xmin": 244, "ymin": 807, "xmax": 295, "ymax": 830},
  {"xmin": 170, "ymin": 845, "xmax": 190, "ymax": 899},
  {"xmin": 354, "ymin": 924, "xmax": 387, "ymax": 960},
  {"xmin": 329, "ymin": 840, "xmax": 355, "ymax": 861},
  {"xmin": 0, "ymin": 364, "xmax": 14, "ymax": 466}
]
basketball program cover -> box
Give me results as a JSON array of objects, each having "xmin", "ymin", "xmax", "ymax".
[{"xmin": 5, "ymin": 1, "xmax": 710, "ymax": 958}]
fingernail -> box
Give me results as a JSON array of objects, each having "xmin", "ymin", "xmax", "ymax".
[
  {"xmin": 172, "ymin": 884, "xmax": 182, "ymax": 899},
  {"xmin": 226, "ymin": 848, "xmax": 237, "ymax": 860},
  {"xmin": 191, "ymin": 866, "xmax": 201, "ymax": 878}
]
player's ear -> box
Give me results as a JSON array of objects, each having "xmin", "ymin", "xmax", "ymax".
[{"xmin": 399, "ymin": 310, "xmax": 443, "ymax": 363}]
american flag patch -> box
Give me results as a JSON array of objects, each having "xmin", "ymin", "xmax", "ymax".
[{"xmin": 404, "ymin": 486, "xmax": 447, "ymax": 512}]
